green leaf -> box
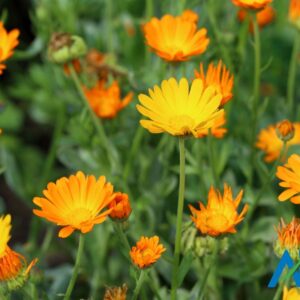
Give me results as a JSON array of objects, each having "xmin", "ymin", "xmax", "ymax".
[{"xmin": 178, "ymin": 251, "xmax": 194, "ymax": 287}]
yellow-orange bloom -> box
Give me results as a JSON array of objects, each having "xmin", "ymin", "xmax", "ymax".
[
  {"xmin": 130, "ymin": 236, "xmax": 166, "ymax": 268},
  {"xmin": 276, "ymin": 218, "xmax": 300, "ymax": 249},
  {"xmin": 237, "ymin": 6, "xmax": 275, "ymax": 32},
  {"xmin": 0, "ymin": 22, "xmax": 20, "ymax": 74},
  {"xmin": 194, "ymin": 60, "xmax": 234, "ymax": 106},
  {"xmin": 283, "ymin": 286, "xmax": 300, "ymax": 300},
  {"xmin": 84, "ymin": 80, "xmax": 133, "ymax": 119},
  {"xmin": 137, "ymin": 77, "xmax": 224, "ymax": 137},
  {"xmin": 143, "ymin": 10, "xmax": 209, "ymax": 62},
  {"xmin": 33, "ymin": 171, "xmax": 115, "ymax": 238},
  {"xmin": 256, "ymin": 123, "xmax": 300, "ymax": 163},
  {"xmin": 108, "ymin": 192, "xmax": 132, "ymax": 220},
  {"xmin": 232, "ymin": 0, "xmax": 272, "ymax": 10},
  {"xmin": 189, "ymin": 185, "xmax": 248, "ymax": 237},
  {"xmin": 276, "ymin": 154, "xmax": 300, "ymax": 204},
  {"xmin": 104, "ymin": 284, "xmax": 128, "ymax": 300},
  {"xmin": 289, "ymin": 0, "xmax": 300, "ymax": 24},
  {"xmin": 276, "ymin": 120, "xmax": 295, "ymax": 142}
]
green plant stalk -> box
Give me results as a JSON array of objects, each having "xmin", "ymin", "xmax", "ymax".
[
  {"xmin": 113, "ymin": 222, "xmax": 131, "ymax": 254},
  {"xmin": 207, "ymin": 131, "xmax": 220, "ymax": 188},
  {"xmin": 132, "ymin": 270, "xmax": 147, "ymax": 300},
  {"xmin": 64, "ymin": 234, "xmax": 85, "ymax": 300},
  {"xmin": 287, "ymin": 30, "xmax": 300, "ymax": 120},
  {"xmin": 170, "ymin": 137, "xmax": 186, "ymax": 300}
]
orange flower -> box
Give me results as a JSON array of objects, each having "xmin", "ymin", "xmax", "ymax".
[
  {"xmin": 283, "ymin": 286, "xmax": 300, "ymax": 300},
  {"xmin": 84, "ymin": 80, "xmax": 133, "ymax": 119},
  {"xmin": 276, "ymin": 119, "xmax": 295, "ymax": 142},
  {"xmin": 196, "ymin": 110, "xmax": 227, "ymax": 138},
  {"xmin": 232, "ymin": 0, "xmax": 272, "ymax": 10},
  {"xmin": 104, "ymin": 284, "xmax": 128, "ymax": 300},
  {"xmin": 189, "ymin": 184, "xmax": 248, "ymax": 237},
  {"xmin": 130, "ymin": 236, "xmax": 166, "ymax": 268},
  {"xmin": 143, "ymin": 10, "xmax": 209, "ymax": 62},
  {"xmin": 33, "ymin": 171, "xmax": 115, "ymax": 238},
  {"xmin": 276, "ymin": 154, "xmax": 300, "ymax": 204},
  {"xmin": 237, "ymin": 6, "xmax": 275, "ymax": 32},
  {"xmin": 0, "ymin": 22, "xmax": 20, "ymax": 74},
  {"xmin": 109, "ymin": 192, "xmax": 132, "ymax": 221},
  {"xmin": 256, "ymin": 123, "xmax": 300, "ymax": 163},
  {"xmin": 289, "ymin": 0, "xmax": 300, "ymax": 24},
  {"xmin": 194, "ymin": 60, "xmax": 234, "ymax": 106}
]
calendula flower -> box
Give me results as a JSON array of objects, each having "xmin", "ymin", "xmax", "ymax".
[
  {"xmin": 104, "ymin": 284, "xmax": 128, "ymax": 300},
  {"xmin": 109, "ymin": 192, "xmax": 132, "ymax": 221},
  {"xmin": 137, "ymin": 77, "xmax": 223, "ymax": 137},
  {"xmin": 283, "ymin": 286, "xmax": 300, "ymax": 300},
  {"xmin": 256, "ymin": 123, "xmax": 300, "ymax": 163},
  {"xmin": 84, "ymin": 80, "xmax": 133, "ymax": 119},
  {"xmin": 143, "ymin": 10, "xmax": 209, "ymax": 61},
  {"xmin": 0, "ymin": 215, "xmax": 37, "ymax": 288},
  {"xmin": 274, "ymin": 218, "xmax": 300, "ymax": 260},
  {"xmin": 196, "ymin": 110, "xmax": 227, "ymax": 138},
  {"xmin": 130, "ymin": 236, "xmax": 166, "ymax": 268},
  {"xmin": 232, "ymin": 0, "xmax": 272, "ymax": 10},
  {"xmin": 276, "ymin": 120, "xmax": 295, "ymax": 142},
  {"xmin": 289, "ymin": 0, "xmax": 300, "ymax": 25},
  {"xmin": 237, "ymin": 6, "xmax": 275, "ymax": 32},
  {"xmin": 194, "ymin": 60, "xmax": 234, "ymax": 106},
  {"xmin": 0, "ymin": 22, "xmax": 20, "ymax": 75},
  {"xmin": 33, "ymin": 171, "xmax": 115, "ymax": 238},
  {"xmin": 276, "ymin": 154, "xmax": 300, "ymax": 204},
  {"xmin": 189, "ymin": 184, "xmax": 248, "ymax": 237}
]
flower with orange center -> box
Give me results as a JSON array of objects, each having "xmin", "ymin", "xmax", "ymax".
[
  {"xmin": 283, "ymin": 286, "xmax": 300, "ymax": 300},
  {"xmin": 237, "ymin": 6, "xmax": 275, "ymax": 32},
  {"xmin": 0, "ymin": 22, "xmax": 20, "ymax": 75},
  {"xmin": 232, "ymin": 0, "xmax": 272, "ymax": 10},
  {"xmin": 33, "ymin": 171, "xmax": 115, "ymax": 238},
  {"xmin": 194, "ymin": 60, "xmax": 234, "ymax": 106},
  {"xmin": 104, "ymin": 284, "xmax": 128, "ymax": 300},
  {"xmin": 143, "ymin": 10, "xmax": 209, "ymax": 62},
  {"xmin": 189, "ymin": 184, "xmax": 248, "ymax": 237},
  {"xmin": 276, "ymin": 154, "xmax": 300, "ymax": 204},
  {"xmin": 84, "ymin": 80, "xmax": 133, "ymax": 119},
  {"xmin": 130, "ymin": 236, "xmax": 166, "ymax": 269},
  {"xmin": 256, "ymin": 122, "xmax": 300, "ymax": 163},
  {"xmin": 289, "ymin": 0, "xmax": 300, "ymax": 24},
  {"xmin": 108, "ymin": 192, "xmax": 132, "ymax": 221}
]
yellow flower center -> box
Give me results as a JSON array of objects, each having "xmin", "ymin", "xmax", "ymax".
[
  {"xmin": 169, "ymin": 115, "xmax": 195, "ymax": 134},
  {"xmin": 66, "ymin": 207, "xmax": 93, "ymax": 226}
]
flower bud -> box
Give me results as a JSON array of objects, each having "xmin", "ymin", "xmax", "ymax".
[
  {"xmin": 276, "ymin": 120, "xmax": 295, "ymax": 142},
  {"xmin": 108, "ymin": 192, "xmax": 132, "ymax": 221},
  {"xmin": 104, "ymin": 284, "xmax": 128, "ymax": 300}
]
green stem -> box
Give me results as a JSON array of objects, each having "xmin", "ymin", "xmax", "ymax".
[
  {"xmin": 64, "ymin": 234, "xmax": 85, "ymax": 300},
  {"xmin": 207, "ymin": 131, "xmax": 220, "ymax": 188},
  {"xmin": 170, "ymin": 137, "xmax": 186, "ymax": 300},
  {"xmin": 132, "ymin": 270, "xmax": 147, "ymax": 300},
  {"xmin": 113, "ymin": 222, "xmax": 131, "ymax": 254},
  {"xmin": 287, "ymin": 31, "xmax": 300, "ymax": 120}
]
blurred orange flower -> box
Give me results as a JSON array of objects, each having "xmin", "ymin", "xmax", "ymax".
[
  {"xmin": 194, "ymin": 60, "xmax": 234, "ymax": 106},
  {"xmin": 276, "ymin": 119, "xmax": 295, "ymax": 142},
  {"xmin": 283, "ymin": 286, "xmax": 300, "ymax": 300},
  {"xmin": 289, "ymin": 0, "xmax": 300, "ymax": 23},
  {"xmin": 33, "ymin": 171, "xmax": 114, "ymax": 238},
  {"xmin": 237, "ymin": 6, "xmax": 275, "ymax": 32},
  {"xmin": 143, "ymin": 10, "xmax": 209, "ymax": 61},
  {"xmin": 84, "ymin": 80, "xmax": 133, "ymax": 119},
  {"xmin": 232, "ymin": 0, "xmax": 272, "ymax": 10},
  {"xmin": 0, "ymin": 22, "xmax": 20, "ymax": 74},
  {"xmin": 189, "ymin": 184, "xmax": 248, "ymax": 237},
  {"xmin": 256, "ymin": 123, "xmax": 300, "ymax": 163},
  {"xmin": 277, "ymin": 154, "xmax": 300, "ymax": 204},
  {"xmin": 104, "ymin": 284, "xmax": 128, "ymax": 300},
  {"xmin": 130, "ymin": 236, "xmax": 166, "ymax": 268},
  {"xmin": 276, "ymin": 218, "xmax": 300, "ymax": 249},
  {"xmin": 109, "ymin": 192, "xmax": 132, "ymax": 221}
]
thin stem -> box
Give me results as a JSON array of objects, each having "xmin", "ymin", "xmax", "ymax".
[
  {"xmin": 64, "ymin": 234, "xmax": 85, "ymax": 300},
  {"xmin": 287, "ymin": 31, "xmax": 300, "ymax": 120},
  {"xmin": 207, "ymin": 131, "xmax": 220, "ymax": 188},
  {"xmin": 170, "ymin": 137, "xmax": 186, "ymax": 300},
  {"xmin": 132, "ymin": 270, "xmax": 147, "ymax": 300},
  {"xmin": 113, "ymin": 222, "xmax": 131, "ymax": 259}
]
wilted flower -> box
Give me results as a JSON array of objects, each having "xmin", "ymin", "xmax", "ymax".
[
  {"xmin": 130, "ymin": 236, "xmax": 166, "ymax": 268},
  {"xmin": 232, "ymin": 0, "xmax": 272, "ymax": 10},
  {"xmin": 277, "ymin": 154, "xmax": 300, "ymax": 204},
  {"xmin": 109, "ymin": 192, "xmax": 132, "ymax": 221},
  {"xmin": 283, "ymin": 286, "xmax": 300, "ymax": 300},
  {"xmin": 33, "ymin": 171, "xmax": 115, "ymax": 238},
  {"xmin": 189, "ymin": 184, "xmax": 248, "ymax": 237},
  {"xmin": 137, "ymin": 77, "xmax": 223, "ymax": 137},
  {"xmin": 256, "ymin": 123, "xmax": 300, "ymax": 163},
  {"xmin": 0, "ymin": 22, "xmax": 20, "ymax": 75},
  {"xmin": 276, "ymin": 120, "xmax": 295, "ymax": 142},
  {"xmin": 289, "ymin": 0, "xmax": 300, "ymax": 28},
  {"xmin": 143, "ymin": 10, "xmax": 209, "ymax": 61},
  {"xmin": 104, "ymin": 284, "xmax": 128, "ymax": 300},
  {"xmin": 84, "ymin": 80, "xmax": 133, "ymax": 119},
  {"xmin": 194, "ymin": 60, "xmax": 234, "ymax": 106}
]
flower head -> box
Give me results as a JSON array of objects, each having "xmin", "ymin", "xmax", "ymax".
[
  {"xmin": 232, "ymin": 0, "xmax": 272, "ymax": 10},
  {"xmin": 137, "ymin": 77, "xmax": 223, "ymax": 137},
  {"xmin": 289, "ymin": 0, "xmax": 300, "ymax": 26},
  {"xmin": 189, "ymin": 184, "xmax": 248, "ymax": 237},
  {"xmin": 130, "ymin": 236, "xmax": 166, "ymax": 268},
  {"xmin": 194, "ymin": 60, "xmax": 234, "ymax": 106},
  {"xmin": 283, "ymin": 286, "xmax": 300, "ymax": 300},
  {"xmin": 256, "ymin": 123, "xmax": 300, "ymax": 163},
  {"xmin": 84, "ymin": 80, "xmax": 133, "ymax": 119},
  {"xmin": 143, "ymin": 10, "xmax": 209, "ymax": 61},
  {"xmin": 108, "ymin": 192, "xmax": 132, "ymax": 221},
  {"xmin": 33, "ymin": 171, "xmax": 115, "ymax": 238},
  {"xmin": 0, "ymin": 22, "xmax": 20, "ymax": 75},
  {"xmin": 276, "ymin": 120, "xmax": 295, "ymax": 142},
  {"xmin": 104, "ymin": 284, "xmax": 128, "ymax": 300},
  {"xmin": 276, "ymin": 154, "xmax": 300, "ymax": 204}
]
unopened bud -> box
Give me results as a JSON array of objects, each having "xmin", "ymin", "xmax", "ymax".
[{"xmin": 276, "ymin": 119, "xmax": 295, "ymax": 142}]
